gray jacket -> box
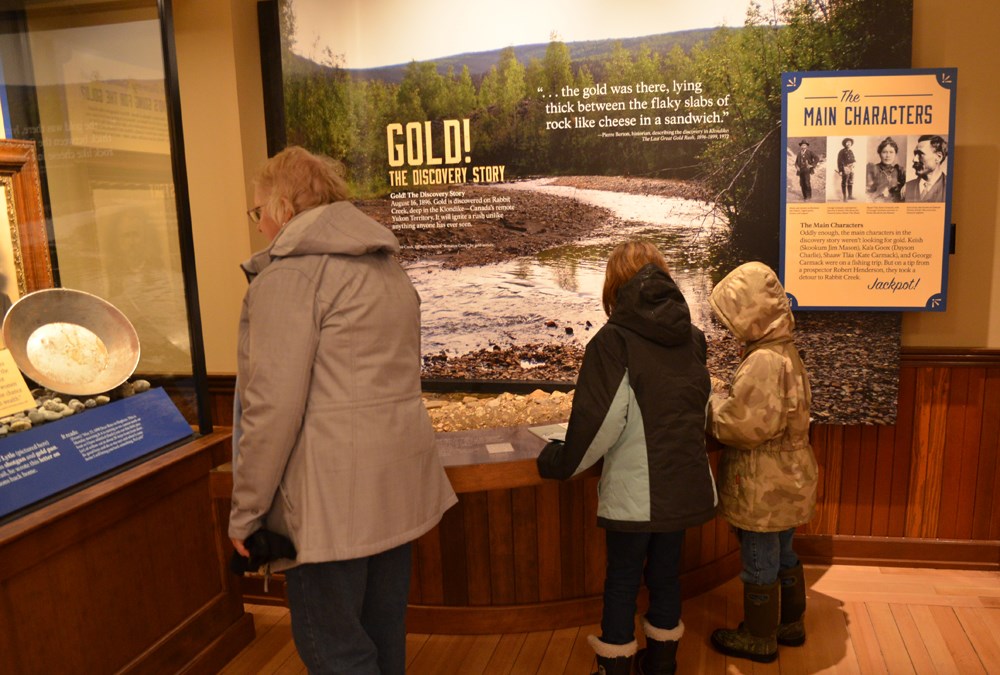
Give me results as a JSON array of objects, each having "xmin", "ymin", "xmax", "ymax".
[{"xmin": 228, "ymin": 201, "xmax": 456, "ymax": 567}]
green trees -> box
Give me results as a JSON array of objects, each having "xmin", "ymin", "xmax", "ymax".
[
  {"xmin": 695, "ymin": 0, "xmax": 913, "ymax": 268},
  {"xmin": 276, "ymin": 0, "xmax": 913, "ymax": 264}
]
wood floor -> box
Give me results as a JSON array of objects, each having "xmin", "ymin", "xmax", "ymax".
[{"xmin": 219, "ymin": 564, "xmax": 1000, "ymax": 674}]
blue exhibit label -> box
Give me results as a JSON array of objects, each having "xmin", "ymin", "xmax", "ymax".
[{"xmin": 0, "ymin": 388, "xmax": 193, "ymax": 518}]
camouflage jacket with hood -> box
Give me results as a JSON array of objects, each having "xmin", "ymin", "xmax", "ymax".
[{"xmin": 708, "ymin": 262, "xmax": 818, "ymax": 532}]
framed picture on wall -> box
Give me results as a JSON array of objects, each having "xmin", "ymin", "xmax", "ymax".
[{"xmin": 0, "ymin": 139, "xmax": 54, "ymax": 315}]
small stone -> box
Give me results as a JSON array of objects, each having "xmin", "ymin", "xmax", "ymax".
[
  {"xmin": 84, "ymin": 399, "xmax": 97, "ymax": 408},
  {"xmin": 41, "ymin": 410, "xmax": 63, "ymax": 422},
  {"xmin": 10, "ymin": 420, "xmax": 31, "ymax": 432},
  {"xmin": 68, "ymin": 399, "xmax": 86, "ymax": 412},
  {"xmin": 95, "ymin": 395, "xmax": 111, "ymax": 405},
  {"xmin": 43, "ymin": 400, "xmax": 63, "ymax": 412},
  {"xmin": 27, "ymin": 410, "xmax": 44, "ymax": 424},
  {"xmin": 133, "ymin": 379, "xmax": 151, "ymax": 393}
]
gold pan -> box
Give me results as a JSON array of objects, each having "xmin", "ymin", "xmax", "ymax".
[{"xmin": 2, "ymin": 288, "xmax": 140, "ymax": 396}]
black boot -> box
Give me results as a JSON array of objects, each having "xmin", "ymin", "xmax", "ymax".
[
  {"xmin": 636, "ymin": 618, "xmax": 683, "ymax": 674},
  {"xmin": 588, "ymin": 635, "xmax": 636, "ymax": 675},
  {"xmin": 710, "ymin": 581, "xmax": 779, "ymax": 663},
  {"xmin": 777, "ymin": 563, "xmax": 807, "ymax": 646}
]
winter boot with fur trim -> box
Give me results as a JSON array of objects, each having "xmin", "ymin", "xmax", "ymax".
[
  {"xmin": 587, "ymin": 635, "xmax": 636, "ymax": 675},
  {"xmin": 635, "ymin": 618, "xmax": 683, "ymax": 674},
  {"xmin": 710, "ymin": 581, "xmax": 779, "ymax": 663},
  {"xmin": 777, "ymin": 563, "xmax": 807, "ymax": 646}
]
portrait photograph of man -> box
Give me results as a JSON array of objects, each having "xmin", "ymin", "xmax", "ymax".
[{"xmin": 901, "ymin": 134, "xmax": 948, "ymax": 202}]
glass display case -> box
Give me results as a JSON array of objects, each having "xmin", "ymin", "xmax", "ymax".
[{"xmin": 0, "ymin": 0, "xmax": 210, "ymax": 520}]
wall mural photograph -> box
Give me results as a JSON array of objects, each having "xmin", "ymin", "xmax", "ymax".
[{"xmin": 271, "ymin": 0, "xmax": 915, "ymax": 425}]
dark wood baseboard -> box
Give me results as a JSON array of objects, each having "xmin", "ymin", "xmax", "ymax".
[{"xmin": 796, "ymin": 534, "xmax": 1000, "ymax": 570}]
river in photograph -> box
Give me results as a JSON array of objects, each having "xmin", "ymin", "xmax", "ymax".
[{"xmin": 406, "ymin": 178, "xmax": 726, "ymax": 356}]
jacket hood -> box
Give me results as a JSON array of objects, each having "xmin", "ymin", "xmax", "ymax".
[
  {"xmin": 609, "ymin": 264, "xmax": 693, "ymax": 346},
  {"xmin": 709, "ymin": 261, "xmax": 793, "ymax": 344},
  {"xmin": 243, "ymin": 201, "xmax": 399, "ymax": 277}
]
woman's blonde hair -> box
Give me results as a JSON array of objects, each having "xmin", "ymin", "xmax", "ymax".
[
  {"xmin": 254, "ymin": 146, "xmax": 350, "ymax": 224},
  {"xmin": 602, "ymin": 240, "xmax": 670, "ymax": 316}
]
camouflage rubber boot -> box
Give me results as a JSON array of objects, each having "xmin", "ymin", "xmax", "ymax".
[
  {"xmin": 587, "ymin": 635, "xmax": 636, "ymax": 675},
  {"xmin": 710, "ymin": 581, "xmax": 779, "ymax": 663},
  {"xmin": 777, "ymin": 563, "xmax": 806, "ymax": 646}
]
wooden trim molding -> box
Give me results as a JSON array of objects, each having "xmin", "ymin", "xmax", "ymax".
[
  {"xmin": 900, "ymin": 348, "xmax": 1000, "ymax": 367},
  {"xmin": 796, "ymin": 534, "xmax": 1000, "ymax": 570}
]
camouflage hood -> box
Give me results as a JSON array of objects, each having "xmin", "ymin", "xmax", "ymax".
[{"xmin": 709, "ymin": 262, "xmax": 793, "ymax": 346}]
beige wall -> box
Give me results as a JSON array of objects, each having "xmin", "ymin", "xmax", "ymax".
[
  {"xmin": 174, "ymin": 0, "xmax": 269, "ymax": 373},
  {"xmin": 176, "ymin": 0, "xmax": 1000, "ymax": 374},
  {"xmin": 905, "ymin": 0, "xmax": 1000, "ymax": 347}
]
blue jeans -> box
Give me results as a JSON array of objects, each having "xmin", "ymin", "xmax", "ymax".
[
  {"xmin": 284, "ymin": 542, "xmax": 412, "ymax": 674},
  {"xmin": 601, "ymin": 529, "xmax": 684, "ymax": 644},
  {"xmin": 738, "ymin": 527, "xmax": 799, "ymax": 586}
]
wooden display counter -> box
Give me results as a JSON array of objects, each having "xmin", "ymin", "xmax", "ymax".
[
  {"xmin": 0, "ymin": 432, "xmax": 254, "ymax": 674},
  {"xmin": 212, "ymin": 426, "xmax": 739, "ymax": 635}
]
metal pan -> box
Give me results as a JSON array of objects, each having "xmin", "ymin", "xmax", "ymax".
[{"xmin": 2, "ymin": 288, "xmax": 140, "ymax": 396}]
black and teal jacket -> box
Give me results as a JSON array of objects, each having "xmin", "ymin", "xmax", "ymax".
[{"xmin": 537, "ymin": 264, "xmax": 718, "ymax": 532}]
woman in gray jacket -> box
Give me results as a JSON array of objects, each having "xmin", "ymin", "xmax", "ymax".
[{"xmin": 229, "ymin": 146, "xmax": 456, "ymax": 674}]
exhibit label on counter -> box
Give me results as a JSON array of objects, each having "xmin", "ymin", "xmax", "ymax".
[{"xmin": 0, "ymin": 387, "xmax": 193, "ymax": 519}]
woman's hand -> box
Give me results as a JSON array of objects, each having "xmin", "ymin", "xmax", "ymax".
[{"xmin": 231, "ymin": 537, "xmax": 250, "ymax": 558}]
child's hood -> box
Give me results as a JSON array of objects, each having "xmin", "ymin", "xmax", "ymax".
[{"xmin": 709, "ymin": 261, "xmax": 794, "ymax": 344}]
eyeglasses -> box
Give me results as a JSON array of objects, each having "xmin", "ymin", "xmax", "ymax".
[{"xmin": 247, "ymin": 206, "xmax": 263, "ymax": 223}]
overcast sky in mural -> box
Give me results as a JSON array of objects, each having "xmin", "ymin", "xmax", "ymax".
[{"xmin": 290, "ymin": 0, "xmax": 758, "ymax": 69}]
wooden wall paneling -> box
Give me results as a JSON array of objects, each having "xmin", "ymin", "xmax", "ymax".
[
  {"xmin": 715, "ymin": 513, "xmax": 732, "ymax": 561},
  {"xmin": 511, "ymin": 486, "xmax": 540, "ymax": 604},
  {"xmin": 854, "ymin": 425, "xmax": 879, "ymax": 536},
  {"xmin": 408, "ymin": 554, "xmax": 422, "ymax": 604},
  {"xmin": 954, "ymin": 368, "xmax": 986, "ymax": 540},
  {"xmin": 938, "ymin": 367, "xmax": 972, "ymax": 539},
  {"xmin": 583, "ymin": 477, "xmax": 605, "ymax": 597},
  {"xmin": 559, "ymin": 480, "xmax": 586, "ymax": 598},
  {"xmin": 838, "ymin": 425, "xmax": 862, "ymax": 535},
  {"xmin": 869, "ymin": 423, "xmax": 897, "ymax": 536},
  {"xmin": 699, "ymin": 514, "xmax": 718, "ymax": 569},
  {"xmin": 818, "ymin": 425, "xmax": 843, "ymax": 535},
  {"xmin": 487, "ymin": 489, "xmax": 516, "ymax": 604},
  {"xmin": 978, "ymin": 369, "xmax": 1000, "ymax": 539},
  {"xmin": 906, "ymin": 367, "xmax": 950, "ymax": 538},
  {"xmin": 683, "ymin": 519, "xmax": 703, "ymax": 572},
  {"xmin": 461, "ymin": 491, "xmax": 493, "ymax": 606},
  {"xmin": 536, "ymin": 481, "xmax": 563, "ymax": 602},
  {"xmin": 414, "ymin": 524, "xmax": 445, "ymax": 605},
  {"xmin": 888, "ymin": 365, "xmax": 917, "ymax": 537},
  {"xmin": 983, "ymin": 369, "xmax": 1000, "ymax": 539},
  {"xmin": 438, "ymin": 500, "xmax": 470, "ymax": 606}
]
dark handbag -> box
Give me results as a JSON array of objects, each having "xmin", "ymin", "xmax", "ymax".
[{"xmin": 229, "ymin": 529, "xmax": 297, "ymax": 575}]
